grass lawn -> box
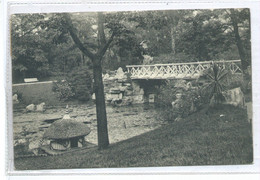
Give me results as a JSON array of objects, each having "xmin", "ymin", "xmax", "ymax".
[{"xmin": 14, "ymin": 105, "xmax": 253, "ymax": 170}]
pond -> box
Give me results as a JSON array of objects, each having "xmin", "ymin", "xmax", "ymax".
[{"xmin": 13, "ymin": 103, "xmax": 166, "ymax": 157}]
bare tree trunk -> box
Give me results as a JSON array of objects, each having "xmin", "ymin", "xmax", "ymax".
[
  {"xmin": 230, "ymin": 9, "xmax": 249, "ymax": 73},
  {"xmin": 93, "ymin": 58, "xmax": 109, "ymax": 149}
]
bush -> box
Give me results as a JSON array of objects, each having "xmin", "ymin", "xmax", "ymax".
[
  {"xmin": 67, "ymin": 66, "xmax": 93, "ymax": 102},
  {"xmin": 156, "ymin": 80, "xmax": 177, "ymax": 107},
  {"xmin": 52, "ymin": 80, "xmax": 75, "ymax": 101},
  {"xmin": 156, "ymin": 80, "xmax": 203, "ymax": 121}
]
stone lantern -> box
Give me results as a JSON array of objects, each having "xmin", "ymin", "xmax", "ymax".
[{"xmin": 41, "ymin": 107, "xmax": 91, "ymax": 153}]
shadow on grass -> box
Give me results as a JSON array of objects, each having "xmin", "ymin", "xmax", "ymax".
[{"xmin": 14, "ymin": 105, "xmax": 253, "ymax": 170}]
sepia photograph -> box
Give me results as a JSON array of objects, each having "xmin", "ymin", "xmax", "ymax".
[{"xmin": 8, "ymin": 5, "xmax": 255, "ymax": 172}]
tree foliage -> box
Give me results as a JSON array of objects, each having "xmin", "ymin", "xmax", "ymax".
[{"xmin": 11, "ymin": 9, "xmax": 251, "ymax": 83}]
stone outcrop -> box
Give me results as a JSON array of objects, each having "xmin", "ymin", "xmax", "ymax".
[
  {"xmin": 100, "ymin": 67, "xmax": 147, "ymax": 105},
  {"xmin": 222, "ymin": 87, "xmax": 245, "ymax": 107}
]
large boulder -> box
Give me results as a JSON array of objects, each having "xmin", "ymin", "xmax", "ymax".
[
  {"xmin": 26, "ymin": 104, "xmax": 36, "ymax": 112},
  {"xmin": 222, "ymin": 87, "xmax": 245, "ymax": 107},
  {"xmin": 36, "ymin": 102, "xmax": 46, "ymax": 112}
]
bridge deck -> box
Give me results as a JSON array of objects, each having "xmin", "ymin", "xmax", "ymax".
[{"xmin": 126, "ymin": 60, "xmax": 242, "ymax": 80}]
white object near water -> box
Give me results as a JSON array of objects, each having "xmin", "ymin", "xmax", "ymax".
[
  {"xmin": 12, "ymin": 94, "xmax": 19, "ymax": 103},
  {"xmin": 36, "ymin": 102, "xmax": 46, "ymax": 112},
  {"xmin": 26, "ymin": 104, "xmax": 36, "ymax": 112}
]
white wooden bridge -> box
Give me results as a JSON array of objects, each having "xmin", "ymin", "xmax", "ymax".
[{"xmin": 126, "ymin": 60, "xmax": 242, "ymax": 80}]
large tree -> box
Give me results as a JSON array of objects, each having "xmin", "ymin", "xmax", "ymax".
[
  {"xmin": 228, "ymin": 9, "xmax": 250, "ymax": 72},
  {"xmin": 63, "ymin": 12, "xmax": 115, "ymax": 149}
]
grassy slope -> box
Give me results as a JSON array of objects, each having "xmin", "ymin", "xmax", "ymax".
[{"xmin": 14, "ymin": 105, "xmax": 253, "ymax": 170}]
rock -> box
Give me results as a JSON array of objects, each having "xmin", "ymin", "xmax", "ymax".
[
  {"xmin": 119, "ymin": 86, "xmax": 127, "ymax": 92},
  {"xmin": 109, "ymin": 88, "xmax": 121, "ymax": 94},
  {"xmin": 139, "ymin": 89, "xmax": 144, "ymax": 95},
  {"xmin": 106, "ymin": 93, "xmax": 112, "ymax": 101},
  {"xmin": 222, "ymin": 87, "xmax": 245, "ymax": 107},
  {"xmin": 106, "ymin": 93, "xmax": 120, "ymax": 101},
  {"xmin": 133, "ymin": 85, "xmax": 144, "ymax": 95},
  {"xmin": 13, "ymin": 94, "xmax": 19, "ymax": 103},
  {"xmin": 26, "ymin": 104, "xmax": 36, "ymax": 112},
  {"xmin": 92, "ymin": 93, "xmax": 96, "ymax": 100},
  {"xmin": 118, "ymin": 93, "xmax": 123, "ymax": 100},
  {"xmin": 117, "ymin": 78, "xmax": 128, "ymax": 83},
  {"xmin": 103, "ymin": 73, "xmax": 110, "ymax": 81},
  {"xmin": 36, "ymin": 102, "xmax": 46, "ymax": 112},
  {"xmin": 107, "ymin": 76, "xmax": 116, "ymax": 81},
  {"xmin": 125, "ymin": 89, "xmax": 133, "ymax": 96},
  {"xmin": 121, "ymin": 96, "xmax": 133, "ymax": 106},
  {"xmin": 62, "ymin": 114, "xmax": 71, "ymax": 120},
  {"xmin": 140, "ymin": 41, "xmax": 148, "ymax": 49},
  {"xmin": 14, "ymin": 139, "xmax": 27, "ymax": 146},
  {"xmin": 132, "ymin": 95, "xmax": 144, "ymax": 104},
  {"xmin": 115, "ymin": 67, "xmax": 127, "ymax": 80},
  {"xmin": 124, "ymin": 83, "xmax": 131, "ymax": 87}
]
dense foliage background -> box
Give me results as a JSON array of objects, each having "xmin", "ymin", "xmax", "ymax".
[{"xmin": 11, "ymin": 9, "xmax": 251, "ymax": 83}]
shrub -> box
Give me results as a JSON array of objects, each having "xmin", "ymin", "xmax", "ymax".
[
  {"xmin": 156, "ymin": 80, "xmax": 177, "ymax": 107},
  {"xmin": 66, "ymin": 66, "xmax": 93, "ymax": 102},
  {"xmin": 52, "ymin": 80, "xmax": 75, "ymax": 101},
  {"xmin": 156, "ymin": 80, "xmax": 203, "ymax": 121}
]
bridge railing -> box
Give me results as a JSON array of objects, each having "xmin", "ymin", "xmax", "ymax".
[{"xmin": 126, "ymin": 60, "xmax": 242, "ymax": 79}]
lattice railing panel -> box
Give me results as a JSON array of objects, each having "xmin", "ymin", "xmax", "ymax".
[{"xmin": 126, "ymin": 60, "xmax": 242, "ymax": 79}]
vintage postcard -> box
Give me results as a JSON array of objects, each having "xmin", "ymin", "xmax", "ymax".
[{"xmin": 2, "ymin": 0, "xmax": 260, "ymax": 177}]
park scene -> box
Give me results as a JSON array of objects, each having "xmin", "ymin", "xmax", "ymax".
[{"xmin": 11, "ymin": 9, "xmax": 253, "ymax": 170}]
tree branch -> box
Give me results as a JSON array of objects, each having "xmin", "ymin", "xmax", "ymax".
[
  {"xmin": 63, "ymin": 13, "xmax": 95, "ymax": 60},
  {"xmin": 98, "ymin": 32, "xmax": 115, "ymax": 58}
]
